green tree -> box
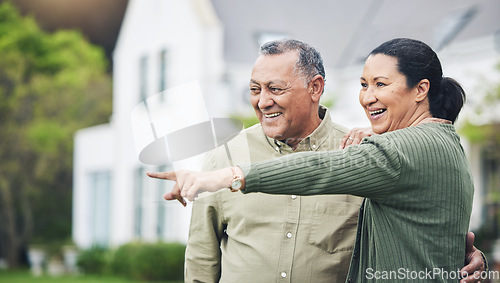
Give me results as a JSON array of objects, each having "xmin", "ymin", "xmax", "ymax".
[
  {"xmin": 460, "ymin": 62, "xmax": 500, "ymax": 253},
  {"xmin": 461, "ymin": 66, "xmax": 500, "ymax": 146},
  {"xmin": 0, "ymin": 2, "xmax": 112, "ymax": 268},
  {"xmin": 460, "ymin": 61, "xmax": 500, "ymax": 166}
]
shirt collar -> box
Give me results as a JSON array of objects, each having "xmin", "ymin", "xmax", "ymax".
[
  {"xmin": 416, "ymin": 117, "xmax": 452, "ymax": 126},
  {"xmin": 265, "ymin": 105, "xmax": 333, "ymax": 154}
]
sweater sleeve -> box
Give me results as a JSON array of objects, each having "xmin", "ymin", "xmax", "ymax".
[{"xmin": 240, "ymin": 135, "xmax": 401, "ymax": 201}]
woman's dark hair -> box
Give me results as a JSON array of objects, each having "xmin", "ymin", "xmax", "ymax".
[{"xmin": 369, "ymin": 38, "xmax": 465, "ymax": 123}]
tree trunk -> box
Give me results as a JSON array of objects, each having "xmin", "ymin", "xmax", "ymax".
[{"xmin": 0, "ymin": 177, "xmax": 22, "ymax": 269}]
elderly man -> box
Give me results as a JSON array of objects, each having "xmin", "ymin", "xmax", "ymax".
[
  {"xmin": 160, "ymin": 39, "xmax": 486, "ymax": 283},
  {"xmin": 183, "ymin": 39, "xmax": 362, "ymax": 282}
]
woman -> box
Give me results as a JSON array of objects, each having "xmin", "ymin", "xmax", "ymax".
[{"xmin": 149, "ymin": 38, "xmax": 474, "ymax": 282}]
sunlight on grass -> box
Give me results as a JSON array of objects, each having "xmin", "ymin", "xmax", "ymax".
[{"xmin": 0, "ymin": 270, "xmax": 183, "ymax": 283}]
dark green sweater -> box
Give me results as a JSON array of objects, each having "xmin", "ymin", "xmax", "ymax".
[{"xmin": 241, "ymin": 122, "xmax": 474, "ymax": 282}]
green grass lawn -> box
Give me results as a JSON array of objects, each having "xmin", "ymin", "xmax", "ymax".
[{"xmin": 0, "ymin": 270, "xmax": 183, "ymax": 283}]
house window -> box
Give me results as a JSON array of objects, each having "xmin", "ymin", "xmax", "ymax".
[
  {"xmin": 139, "ymin": 56, "xmax": 148, "ymax": 101},
  {"xmin": 156, "ymin": 165, "xmax": 169, "ymax": 238},
  {"xmin": 88, "ymin": 171, "xmax": 111, "ymax": 247},
  {"xmin": 134, "ymin": 167, "xmax": 145, "ymax": 238},
  {"xmin": 159, "ymin": 49, "xmax": 168, "ymax": 95}
]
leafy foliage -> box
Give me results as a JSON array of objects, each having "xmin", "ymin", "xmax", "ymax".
[
  {"xmin": 460, "ymin": 61, "xmax": 500, "ymax": 254},
  {"xmin": 460, "ymin": 63, "xmax": 500, "ymax": 136},
  {"xmin": 82, "ymin": 242, "xmax": 186, "ymax": 281},
  {"xmin": 0, "ymin": 2, "xmax": 112, "ymax": 268},
  {"xmin": 76, "ymin": 246, "xmax": 111, "ymax": 275},
  {"xmin": 460, "ymin": 62, "xmax": 500, "ymax": 158}
]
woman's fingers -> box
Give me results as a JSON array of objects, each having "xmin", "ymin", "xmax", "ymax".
[
  {"xmin": 183, "ymin": 186, "xmax": 200, "ymax": 202},
  {"xmin": 340, "ymin": 130, "xmax": 355, "ymax": 149},
  {"xmin": 149, "ymin": 168, "xmax": 235, "ymax": 202},
  {"xmin": 339, "ymin": 127, "xmax": 374, "ymax": 149},
  {"xmin": 149, "ymin": 171, "xmax": 187, "ymax": 206},
  {"xmin": 147, "ymin": 171, "xmax": 177, "ymax": 181},
  {"xmin": 352, "ymin": 134, "xmax": 362, "ymax": 146},
  {"xmin": 163, "ymin": 183, "xmax": 186, "ymax": 207}
]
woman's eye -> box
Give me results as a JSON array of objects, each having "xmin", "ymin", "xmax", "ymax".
[
  {"xmin": 376, "ymin": 82, "xmax": 386, "ymax": 87},
  {"xmin": 360, "ymin": 82, "xmax": 368, "ymax": 88}
]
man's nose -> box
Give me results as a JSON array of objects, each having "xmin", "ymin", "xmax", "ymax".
[{"xmin": 258, "ymin": 89, "xmax": 274, "ymax": 109}]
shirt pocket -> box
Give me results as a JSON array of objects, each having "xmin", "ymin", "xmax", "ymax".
[{"xmin": 308, "ymin": 201, "xmax": 360, "ymax": 254}]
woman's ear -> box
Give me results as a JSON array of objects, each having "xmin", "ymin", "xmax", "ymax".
[
  {"xmin": 309, "ymin": 74, "xmax": 325, "ymax": 102},
  {"xmin": 415, "ymin": 79, "xmax": 430, "ymax": 102}
]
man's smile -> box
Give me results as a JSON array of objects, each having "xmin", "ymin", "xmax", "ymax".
[{"xmin": 264, "ymin": 112, "xmax": 282, "ymax": 118}]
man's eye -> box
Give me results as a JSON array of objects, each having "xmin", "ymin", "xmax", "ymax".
[
  {"xmin": 250, "ymin": 88, "xmax": 260, "ymax": 94},
  {"xmin": 270, "ymin": 87, "xmax": 282, "ymax": 92}
]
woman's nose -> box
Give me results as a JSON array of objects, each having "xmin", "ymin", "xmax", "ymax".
[{"xmin": 360, "ymin": 87, "xmax": 376, "ymax": 106}]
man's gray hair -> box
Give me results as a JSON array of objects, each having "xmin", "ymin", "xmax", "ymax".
[{"xmin": 259, "ymin": 39, "xmax": 325, "ymax": 87}]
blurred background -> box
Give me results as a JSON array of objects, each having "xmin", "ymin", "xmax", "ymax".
[{"xmin": 0, "ymin": 0, "xmax": 499, "ymax": 282}]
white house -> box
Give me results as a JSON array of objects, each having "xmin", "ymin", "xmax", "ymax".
[
  {"xmin": 73, "ymin": 0, "xmax": 226, "ymax": 247},
  {"xmin": 73, "ymin": 0, "xmax": 500, "ymax": 248}
]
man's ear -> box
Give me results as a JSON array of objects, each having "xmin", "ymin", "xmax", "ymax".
[
  {"xmin": 309, "ymin": 74, "xmax": 325, "ymax": 102},
  {"xmin": 415, "ymin": 79, "xmax": 430, "ymax": 102}
]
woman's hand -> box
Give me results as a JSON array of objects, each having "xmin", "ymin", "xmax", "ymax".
[
  {"xmin": 147, "ymin": 167, "xmax": 236, "ymax": 201},
  {"xmin": 339, "ymin": 127, "xmax": 374, "ymax": 149}
]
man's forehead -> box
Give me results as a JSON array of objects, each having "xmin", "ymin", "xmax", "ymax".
[{"xmin": 250, "ymin": 78, "xmax": 288, "ymax": 85}]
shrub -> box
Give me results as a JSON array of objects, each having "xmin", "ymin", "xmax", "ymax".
[
  {"xmin": 76, "ymin": 245, "xmax": 110, "ymax": 275},
  {"xmin": 110, "ymin": 242, "xmax": 140, "ymax": 278},
  {"xmin": 112, "ymin": 242, "xmax": 185, "ymax": 281}
]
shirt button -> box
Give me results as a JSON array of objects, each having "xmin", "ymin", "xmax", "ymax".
[
  {"xmin": 275, "ymin": 146, "xmax": 280, "ymax": 151},
  {"xmin": 286, "ymin": 232, "xmax": 292, "ymax": 238},
  {"xmin": 347, "ymin": 278, "xmax": 352, "ymax": 283},
  {"xmin": 291, "ymin": 195, "xmax": 297, "ymax": 200},
  {"xmin": 281, "ymin": 272, "xmax": 287, "ymax": 278},
  {"xmin": 312, "ymin": 144, "xmax": 317, "ymax": 149}
]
